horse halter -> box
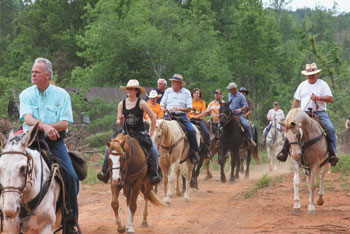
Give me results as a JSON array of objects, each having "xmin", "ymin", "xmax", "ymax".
[{"xmin": 0, "ymin": 151, "xmax": 33, "ymax": 195}]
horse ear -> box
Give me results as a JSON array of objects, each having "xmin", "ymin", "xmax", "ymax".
[
  {"xmin": 106, "ymin": 140, "xmax": 111, "ymax": 148},
  {"xmin": 279, "ymin": 121, "xmax": 285, "ymax": 128},
  {"xmin": 22, "ymin": 122, "xmax": 40, "ymax": 147},
  {"xmin": 290, "ymin": 121, "xmax": 296, "ymax": 127},
  {"xmin": 228, "ymin": 99, "xmax": 232, "ymax": 106},
  {"xmin": 0, "ymin": 132, "xmax": 8, "ymax": 149}
]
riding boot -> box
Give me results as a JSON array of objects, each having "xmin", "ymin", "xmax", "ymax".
[
  {"xmin": 148, "ymin": 157, "xmax": 161, "ymax": 185},
  {"xmin": 260, "ymin": 137, "xmax": 266, "ymax": 147},
  {"xmin": 190, "ymin": 151, "xmax": 200, "ymax": 164},
  {"xmin": 97, "ymin": 157, "xmax": 111, "ymax": 184},
  {"xmin": 328, "ymin": 147, "xmax": 339, "ymax": 166},
  {"xmin": 276, "ymin": 139, "xmax": 290, "ymax": 162}
]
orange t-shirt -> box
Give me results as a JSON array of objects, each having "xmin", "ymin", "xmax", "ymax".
[
  {"xmin": 206, "ymin": 100, "xmax": 222, "ymax": 123},
  {"xmin": 188, "ymin": 99, "xmax": 206, "ymax": 119},
  {"xmin": 144, "ymin": 102, "xmax": 164, "ymax": 120}
]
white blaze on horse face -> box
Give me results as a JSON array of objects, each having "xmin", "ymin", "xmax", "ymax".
[
  {"xmin": 286, "ymin": 129, "xmax": 302, "ymax": 159},
  {"xmin": 110, "ymin": 151, "xmax": 121, "ymax": 185},
  {"xmin": 0, "ymin": 154, "xmax": 28, "ymax": 218}
]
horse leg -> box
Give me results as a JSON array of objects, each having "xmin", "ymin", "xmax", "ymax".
[
  {"xmin": 126, "ymin": 185, "xmax": 141, "ymax": 234},
  {"xmin": 307, "ymin": 168, "xmax": 317, "ymax": 214},
  {"xmin": 164, "ymin": 162, "xmax": 178, "ymax": 205},
  {"xmin": 161, "ymin": 165, "xmax": 170, "ymax": 205},
  {"xmin": 267, "ymin": 147, "xmax": 273, "ymax": 172},
  {"xmin": 141, "ymin": 186, "xmax": 149, "ymax": 228},
  {"xmin": 205, "ymin": 157, "xmax": 213, "ymax": 180},
  {"xmin": 292, "ymin": 160, "xmax": 301, "ymax": 213},
  {"xmin": 184, "ymin": 162, "xmax": 194, "ymax": 202},
  {"xmin": 111, "ymin": 185, "xmax": 126, "ymax": 233},
  {"xmin": 219, "ymin": 149, "xmax": 227, "ymax": 183},
  {"xmin": 239, "ymin": 151, "xmax": 245, "ymax": 174},
  {"xmin": 176, "ymin": 167, "xmax": 183, "ymax": 196},
  {"xmin": 234, "ymin": 150, "xmax": 240, "ymax": 180},
  {"xmin": 317, "ymin": 163, "xmax": 329, "ymax": 206},
  {"xmin": 245, "ymin": 149, "xmax": 251, "ymax": 179}
]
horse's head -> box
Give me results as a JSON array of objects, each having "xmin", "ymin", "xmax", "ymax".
[
  {"xmin": 106, "ymin": 133, "xmax": 127, "ymax": 187},
  {"xmin": 280, "ymin": 109, "xmax": 305, "ymax": 160},
  {"xmin": 219, "ymin": 100, "xmax": 232, "ymax": 126},
  {"xmin": 152, "ymin": 119, "xmax": 165, "ymax": 148},
  {"xmin": 0, "ymin": 122, "xmax": 39, "ymax": 219}
]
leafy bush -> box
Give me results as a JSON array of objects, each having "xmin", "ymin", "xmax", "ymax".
[{"xmin": 84, "ymin": 130, "xmax": 113, "ymax": 148}]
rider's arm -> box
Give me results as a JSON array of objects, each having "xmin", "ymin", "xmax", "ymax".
[
  {"xmin": 23, "ymin": 114, "xmax": 64, "ymax": 140},
  {"xmin": 346, "ymin": 118, "xmax": 349, "ymax": 130},
  {"xmin": 116, "ymin": 101, "xmax": 124, "ymax": 126},
  {"xmin": 310, "ymin": 94, "xmax": 333, "ymax": 103},
  {"xmin": 140, "ymin": 100, "xmax": 156, "ymax": 135},
  {"xmin": 291, "ymin": 99, "xmax": 300, "ymax": 109}
]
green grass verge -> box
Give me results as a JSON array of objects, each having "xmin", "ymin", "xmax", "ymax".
[
  {"xmin": 81, "ymin": 167, "xmax": 100, "ymax": 185},
  {"xmin": 243, "ymin": 174, "xmax": 283, "ymax": 199},
  {"xmin": 331, "ymin": 153, "xmax": 350, "ymax": 175}
]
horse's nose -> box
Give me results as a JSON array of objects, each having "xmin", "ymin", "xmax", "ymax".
[{"xmin": 4, "ymin": 206, "xmax": 19, "ymax": 219}]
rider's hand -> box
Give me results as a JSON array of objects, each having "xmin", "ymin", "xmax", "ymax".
[
  {"xmin": 310, "ymin": 93, "xmax": 318, "ymax": 101},
  {"xmin": 118, "ymin": 114, "xmax": 125, "ymax": 122},
  {"xmin": 170, "ymin": 107, "xmax": 181, "ymax": 112},
  {"xmin": 43, "ymin": 124, "xmax": 60, "ymax": 141},
  {"xmin": 234, "ymin": 108, "xmax": 241, "ymax": 114}
]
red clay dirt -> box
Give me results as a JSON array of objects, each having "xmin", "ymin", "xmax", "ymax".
[{"xmin": 78, "ymin": 160, "xmax": 350, "ymax": 234}]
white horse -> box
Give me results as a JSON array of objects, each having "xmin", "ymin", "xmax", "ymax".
[
  {"xmin": 0, "ymin": 123, "xmax": 62, "ymax": 234},
  {"xmin": 266, "ymin": 113, "xmax": 284, "ymax": 171},
  {"xmin": 280, "ymin": 108, "xmax": 330, "ymax": 214},
  {"xmin": 152, "ymin": 119, "xmax": 200, "ymax": 205}
]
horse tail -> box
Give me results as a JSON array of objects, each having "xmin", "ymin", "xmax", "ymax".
[{"xmin": 144, "ymin": 189, "xmax": 167, "ymax": 207}]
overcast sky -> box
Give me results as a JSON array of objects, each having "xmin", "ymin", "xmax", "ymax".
[{"xmin": 262, "ymin": 0, "xmax": 350, "ymax": 13}]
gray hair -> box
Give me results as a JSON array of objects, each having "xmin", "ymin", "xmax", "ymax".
[
  {"xmin": 34, "ymin": 58, "xmax": 53, "ymax": 79},
  {"xmin": 158, "ymin": 78, "xmax": 167, "ymax": 86}
]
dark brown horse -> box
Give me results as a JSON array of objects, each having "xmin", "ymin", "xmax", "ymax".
[{"xmin": 106, "ymin": 133, "xmax": 165, "ymax": 234}]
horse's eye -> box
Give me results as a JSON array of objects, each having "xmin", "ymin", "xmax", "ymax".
[{"xmin": 19, "ymin": 166, "xmax": 27, "ymax": 175}]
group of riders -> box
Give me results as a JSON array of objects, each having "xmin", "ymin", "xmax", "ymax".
[{"xmin": 14, "ymin": 57, "xmax": 339, "ymax": 234}]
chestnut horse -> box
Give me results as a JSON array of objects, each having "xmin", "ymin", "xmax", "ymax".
[
  {"xmin": 106, "ymin": 133, "xmax": 165, "ymax": 234},
  {"xmin": 280, "ymin": 108, "xmax": 330, "ymax": 214}
]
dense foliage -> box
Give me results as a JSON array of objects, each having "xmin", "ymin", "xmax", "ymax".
[{"xmin": 1, "ymin": 0, "xmax": 350, "ymax": 134}]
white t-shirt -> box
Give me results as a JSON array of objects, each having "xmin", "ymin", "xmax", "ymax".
[
  {"xmin": 267, "ymin": 109, "xmax": 285, "ymax": 123},
  {"xmin": 294, "ymin": 79, "xmax": 332, "ymax": 111}
]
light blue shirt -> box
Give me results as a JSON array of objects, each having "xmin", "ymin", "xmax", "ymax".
[
  {"xmin": 19, "ymin": 84, "xmax": 73, "ymax": 133},
  {"xmin": 227, "ymin": 92, "xmax": 248, "ymax": 114},
  {"xmin": 160, "ymin": 87, "xmax": 192, "ymax": 112}
]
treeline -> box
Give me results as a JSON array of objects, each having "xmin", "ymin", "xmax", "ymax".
[{"xmin": 1, "ymin": 0, "xmax": 350, "ymax": 133}]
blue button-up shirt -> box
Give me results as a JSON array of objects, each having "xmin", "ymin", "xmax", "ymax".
[
  {"xmin": 19, "ymin": 84, "xmax": 73, "ymax": 133},
  {"xmin": 160, "ymin": 87, "xmax": 192, "ymax": 112},
  {"xmin": 227, "ymin": 91, "xmax": 248, "ymax": 114}
]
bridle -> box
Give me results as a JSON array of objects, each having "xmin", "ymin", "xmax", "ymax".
[{"xmin": 0, "ymin": 151, "xmax": 33, "ymax": 196}]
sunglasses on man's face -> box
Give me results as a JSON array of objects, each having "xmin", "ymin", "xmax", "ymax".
[{"xmin": 215, "ymin": 92, "xmax": 222, "ymax": 95}]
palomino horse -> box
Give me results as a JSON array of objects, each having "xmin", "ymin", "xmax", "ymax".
[
  {"xmin": 266, "ymin": 113, "xmax": 284, "ymax": 171},
  {"xmin": 0, "ymin": 123, "xmax": 62, "ymax": 233},
  {"xmin": 106, "ymin": 133, "xmax": 165, "ymax": 234},
  {"xmin": 152, "ymin": 119, "xmax": 200, "ymax": 205},
  {"xmin": 218, "ymin": 100, "xmax": 259, "ymax": 183},
  {"xmin": 280, "ymin": 108, "xmax": 330, "ymax": 214}
]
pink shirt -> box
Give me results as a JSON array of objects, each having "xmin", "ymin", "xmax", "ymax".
[{"xmin": 267, "ymin": 109, "xmax": 285, "ymax": 123}]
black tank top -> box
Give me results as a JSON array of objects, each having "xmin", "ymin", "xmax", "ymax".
[{"xmin": 123, "ymin": 98, "xmax": 145, "ymax": 132}]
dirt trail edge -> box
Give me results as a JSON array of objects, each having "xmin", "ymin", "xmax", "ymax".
[{"xmin": 79, "ymin": 160, "xmax": 350, "ymax": 234}]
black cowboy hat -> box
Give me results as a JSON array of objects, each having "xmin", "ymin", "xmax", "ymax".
[{"xmin": 239, "ymin": 87, "xmax": 249, "ymax": 94}]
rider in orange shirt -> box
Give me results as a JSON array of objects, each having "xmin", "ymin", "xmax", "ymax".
[
  {"xmin": 144, "ymin": 90, "xmax": 164, "ymax": 120},
  {"xmin": 188, "ymin": 88, "xmax": 211, "ymax": 155}
]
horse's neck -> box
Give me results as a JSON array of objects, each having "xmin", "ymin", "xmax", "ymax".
[
  {"xmin": 300, "ymin": 116, "xmax": 321, "ymax": 140},
  {"xmin": 23, "ymin": 149, "xmax": 50, "ymax": 202}
]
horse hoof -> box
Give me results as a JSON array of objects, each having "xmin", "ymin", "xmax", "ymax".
[
  {"xmin": 205, "ymin": 174, "xmax": 213, "ymax": 180},
  {"xmin": 183, "ymin": 197, "xmax": 190, "ymax": 202},
  {"xmin": 229, "ymin": 180, "xmax": 234, "ymax": 184},
  {"xmin": 127, "ymin": 232, "xmax": 135, "ymax": 234},
  {"xmin": 117, "ymin": 226, "xmax": 126, "ymax": 233},
  {"xmin": 141, "ymin": 221, "xmax": 148, "ymax": 228},
  {"xmin": 308, "ymin": 209, "xmax": 315, "ymax": 214},
  {"xmin": 293, "ymin": 208, "xmax": 301, "ymax": 214},
  {"xmin": 317, "ymin": 197, "xmax": 324, "ymax": 206},
  {"xmin": 244, "ymin": 174, "xmax": 249, "ymax": 179}
]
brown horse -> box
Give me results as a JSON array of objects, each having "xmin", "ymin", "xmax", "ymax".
[
  {"xmin": 280, "ymin": 108, "xmax": 330, "ymax": 214},
  {"xmin": 106, "ymin": 133, "xmax": 165, "ymax": 233}
]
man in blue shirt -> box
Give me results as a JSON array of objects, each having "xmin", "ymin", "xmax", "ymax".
[
  {"xmin": 160, "ymin": 74, "xmax": 200, "ymax": 164},
  {"xmin": 19, "ymin": 58, "xmax": 79, "ymax": 234},
  {"xmin": 146, "ymin": 78, "xmax": 167, "ymax": 104},
  {"xmin": 226, "ymin": 82, "xmax": 256, "ymax": 146}
]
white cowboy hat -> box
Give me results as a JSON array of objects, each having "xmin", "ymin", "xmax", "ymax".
[
  {"xmin": 120, "ymin": 79, "xmax": 146, "ymax": 94},
  {"xmin": 301, "ymin": 63, "xmax": 322, "ymax": 76},
  {"xmin": 226, "ymin": 82, "xmax": 237, "ymax": 90},
  {"xmin": 169, "ymin": 74, "xmax": 186, "ymax": 85},
  {"xmin": 147, "ymin": 90, "xmax": 162, "ymax": 99}
]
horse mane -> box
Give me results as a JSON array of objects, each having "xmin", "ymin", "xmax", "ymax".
[{"xmin": 283, "ymin": 108, "xmax": 301, "ymax": 129}]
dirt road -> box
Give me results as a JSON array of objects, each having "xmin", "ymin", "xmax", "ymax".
[{"xmin": 79, "ymin": 160, "xmax": 350, "ymax": 234}]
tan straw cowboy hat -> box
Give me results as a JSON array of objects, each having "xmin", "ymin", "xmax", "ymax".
[
  {"xmin": 147, "ymin": 90, "xmax": 162, "ymax": 99},
  {"xmin": 301, "ymin": 63, "xmax": 322, "ymax": 76},
  {"xmin": 120, "ymin": 79, "xmax": 146, "ymax": 94},
  {"xmin": 226, "ymin": 82, "xmax": 237, "ymax": 90},
  {"xmin": 169, "ymin": 74, "xmax": 186, "ymax": 85}
]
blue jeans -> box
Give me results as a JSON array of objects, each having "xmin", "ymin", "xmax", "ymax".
[
  {"xmin": 236, "ymin": 114, "xmax": 253, "ymax": 139},
  {"xmin": 103, "ymin": 136, "xmax": 159, "ymax": 171},
  {"xmin": 199, "ymin": 120, "xmax": 210, "ymax": 146},
  {"xmin": 46, "ymin": 139, "xmax": 79, "ymax": 219},
  {"xmin": 262, "ymin": 123, "xmax": 272, "ymax": 139}
]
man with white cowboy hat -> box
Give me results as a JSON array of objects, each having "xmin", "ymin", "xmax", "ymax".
[
  {"xmin": 277, "ymin": 63, "xmax": 338, "ymax": 166},
  {"xmin": 226, "ymin": 82, "xmax": 256, "ymax": 146},
  {"xmin": 144, "ymin": 90, "xmax": 163, "ymax": 120},
  {"xmin": 97, "ymin": 79, "xmax": 161, "ymax": 184},
  {"xmin": 160, "ymin": 74, "xmax": 200, "ymax": 164}
]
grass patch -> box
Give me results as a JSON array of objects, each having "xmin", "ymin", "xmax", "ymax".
[
  {"xmin": 243, "ymin": 174, "xmax": 283, "ymax": 199},
  {"xmin": 82, "ymin": 167, "xmax": 100, "ymax": 185},
  {"xmin": 331, "ymin": 154, "xmax": 350, "ymax": 175}
]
